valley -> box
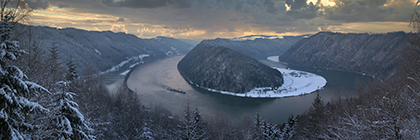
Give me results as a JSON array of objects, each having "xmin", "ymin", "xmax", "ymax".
[{"xmin": 120, "ymin": 55, "xmax": 371, "ymax": 124}]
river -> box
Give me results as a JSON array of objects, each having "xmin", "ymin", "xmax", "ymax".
[{"xmin": 122, "ymin": 55, "xmax": 371, "ymax": 124}]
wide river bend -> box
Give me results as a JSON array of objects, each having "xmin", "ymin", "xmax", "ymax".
[{"xmin": 122, "ymin": 55, "xmax": 370, "ymax": 124}]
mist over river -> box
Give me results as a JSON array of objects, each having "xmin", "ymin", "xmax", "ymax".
[{"xmin": 115, "ymin": 55, "xmax": 371, "ymax": 124}]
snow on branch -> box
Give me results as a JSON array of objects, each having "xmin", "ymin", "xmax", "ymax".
[{"xmin": 24, "ymin": 81, "xmax": 50, "ymax": 94}]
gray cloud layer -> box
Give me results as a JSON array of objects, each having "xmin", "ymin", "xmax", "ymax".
[
  {"xmin": 103, "ymin": 0, "xmax": 279, "ymax": 14},
  {"xmin": 102, "ymin": 0, "xmax": 192, "ymax": 9},
  {"xmin": 285, "ymin": 0, "xmax": 320, "ymax": 20},
  {"xmin": 30, "ymin": 0, "xmax": 417, "ymax": 39},
  {"xmin": 324, "ymin": 0, "xmax": 415, "ymax": 22},
  {"xmin": 101, "ymin": 0, "xmax": 418, "ymax": 23}
]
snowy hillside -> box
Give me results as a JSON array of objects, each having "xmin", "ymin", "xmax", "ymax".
[
  {"xmin": 17, "ymin": 25, "xmax": 194, "ymax": 73},
  {"xmin": 202, "ymin": 67, "xmax": 327, "ymax": 98}
]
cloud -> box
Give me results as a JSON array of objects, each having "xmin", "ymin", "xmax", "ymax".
[
  {"xmin": 324, "ymin": 0, "xmax": 417, "ymax": 22},
  {"xmin": 174, "ymin": 15, "xmax": 189, "ymax": 21},
  {"xmin": 33, "ymin": 0, "xmax": 416, "ymax": 40},
  {"xmin": 28, "ymin": 0, "xmax": 49, "ymax": 10},
  {"xmin": 116, "ymin": 17, "xmax": 125, "ymax": 22},
  {"xmin": 110, "ymin": 24, "xmax": 128, "ymax": 33},
  {"xmin": 285, "ymin": 0, "xmax": 320, "ymax": 20},
  {"xmin": 103, "ymin": 0, "xmax": 191, "ymax": 9},
  {"xmin": 229, "ymin": 17, "xmax": 238, "ymax": 22},
  {"xmin": 264, "ymin": 0, "xmax": 278, "ymax": 14},
  {"xmin": 240, "ymin": 15, "xmax": 249, "ymax": 21},
  {"xmin": 102, "ymin": 0, "xmax": 280, "ymax": 14},
  {"xmin": 58, "ymin": 4, "xmax": 70, "ymax": 8}
]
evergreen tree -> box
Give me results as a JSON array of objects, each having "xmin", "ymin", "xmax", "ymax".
[
  {"xmin": 190, "ymin": 108, "xmax": 208, "ymax": 140},
  {"xmin": 47, "ymin": 81, "xmax": 92, "ymax": 140},
  {"xmin": 280, "ymin": 115, "xmax": 298, "ymax": 140},
  {"xmin": 49, "ymin": 42, "xmax": 59, "ymax": 63},
  {"xmin": 176, "ymin": 104, "xmax": 193, "ymax": 139},
  {"xmin": 46, "ymin": 42, "xmax": 62, "ymax": 84},
  {"xmin": 300, "ymin": 93, "xmax": 326, "ymax": 138},
  {"xmin": 312, "ymin": 92, "xmax": 324, "ymax": 110},
  {"xmin": 175, "ymin": 100, "xmax": 208, "ymax": 140},
  {"xmin": 138, "ymin": 122, "xmax": 154, "ymax": 140},
  {"xmin": 261, "ymin": 121, "xmax": 279, "ymax": 140},
  {"xmin": 0, "ymin": 5, "xmax": 48, "ymax": 139},
  {"xmin": 253, "ymin": 111, "xmax": 264, "ymax": 139},
  {"xmin": 66, "ymin": 59, "xmax": 78, "ymax": 81}
]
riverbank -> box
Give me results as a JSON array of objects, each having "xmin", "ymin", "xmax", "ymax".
[{"xmin": 190, "ymin": 67, "xmax": 327, "ymax": 98}]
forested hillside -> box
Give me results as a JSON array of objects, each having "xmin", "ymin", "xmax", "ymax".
[
  {"xmin": 15, "ymin": 24, "xmax": 194, "ymax": 73},
  {"xmin": 279, "ymin": 31, "xmax": 414, "ymax": 78},
  {"xmin": 178, "ymin": 44, "xmax": 284, "ymax": 93},
  {"xmin": 198, "ymin": 36, "xmax": 304, "ymax": 60}
]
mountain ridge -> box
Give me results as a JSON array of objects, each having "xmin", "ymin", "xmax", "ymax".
[
  {"xmin": 279, "ymin": 31, "xmax": 414, "ymax": 78},
  {"xmin": 16, "ymin": 25, "xmax": 194, "ymax": 73},
  {"xmin": 197, "ymin": 35, "xmax": 305, "ymax": 60}
]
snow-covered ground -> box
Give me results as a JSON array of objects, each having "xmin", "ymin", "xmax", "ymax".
[
  {"xmin": 267, "ymin": 56, "xmax": 279, "ymax": 62},
  {"xmin": 100, "ymin": 54, "xmax": 150, "ymax": 75},
  {"xmin": 202, "ymin": 67, "xmax": 327, "ymax": 98},
  {"xmin": 119, "ymin": 70, "xmax": 130, "ymax": 76}
]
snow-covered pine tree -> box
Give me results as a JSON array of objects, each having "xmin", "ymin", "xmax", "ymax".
[
  {"xmin": 261, "ymin": 121, "xmax": 280, "ymax": 140},
  {"xmin": 137, "ymin": 122, "xmax": 155, "ymax": 140},
  {"xmin": 280, "ymin": 114, "xmax": 298, "ymax": 140},
  {"xmin": 0, "ymin": 4, "xmax": 49, "ymax": 139},
  {"xmin": 175, "ymin": 100, "xmax": 208, "ymax": 140},
  {"xmin": 176, "ymin": 103, "xmax": 193, "ymax": 139},
  {"xmin": 190, "ymin": 108, "xmax": 208, "ymax": 140},
  {"xmin": 47, "ymin": 81, "xmax": 92, "ymax": 140}
]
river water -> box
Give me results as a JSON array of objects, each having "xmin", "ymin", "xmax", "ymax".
[{"xmin": 124, "ymin": 55, "xmax": 371, "ymax": 124}]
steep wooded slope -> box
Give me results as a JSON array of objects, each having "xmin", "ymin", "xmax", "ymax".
[
  {"xmin": 178, "ymin": 44, "xmax": 284, "ymax": 93},
  {"xmin": 279, "ymin": 31, "xmax": 414, "ymax": 78},
  {"xmin": 17, "ymin": 25, "xmax": 193, "ymax": 72}
]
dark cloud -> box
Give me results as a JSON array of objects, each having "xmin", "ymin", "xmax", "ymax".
[
  {"xmin": 58, "ymin": 4, "xmax": 70, "ymax": 8},
  {"xmin": 229, "ymin": 17, "xmax": 238, "ymax": 22},
  {"xmin": 285, "ymin": 0, "xmax": 320, "ymax": 20},
  {"xmin": 103, "ymin": 0, "xmax": 279, "ymax": 15},
  {"xmin": 324, "ymin": 0, "xmax": 416, "ymax": 22},
  {"xmin": 103, "ymin": 0, "xmax": 191, "ymax": 9},
  {"xmin": 264, "ymin": 0, "xmax": 278, "ymax": 14},
  {"xmin": 167, "ymin": 0, "xmax": 191, "ymax": 9},
  {"xmin": 241, "ymin": 15, "xmax": 249, "ymax": 21},
  {"xmin": 231, "ymin": 0, "xmax": 279, "ymax": 14},
  {"xmin": 28, "ymin": 0, "xmax": 49, "ymax": 9},
  {"xmin": 285, "ymin": 0, "xmax": 309, "ymax": 10},
  {"xmin": 174, "ymin": 15, "xmax": 189, "ymax": 21}
]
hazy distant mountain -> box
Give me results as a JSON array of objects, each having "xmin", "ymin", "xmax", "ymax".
[
  {"xmin": 177, "ymin": 38, "xmax": 202, "ymax": 46},
  {"xmin": 198, "ymin": 35, "xmax": 306, "ymax": 60},
  {"xmin": 279, "ymin": 31, "xmax": 414, "ymax": 78},
  {"xmin": 178, "ymin": 44, "xmax": 284, "ymax": 93},
  {"xmin": 18, "ymin": 25, "xmax": 194, "ymax": 73}
]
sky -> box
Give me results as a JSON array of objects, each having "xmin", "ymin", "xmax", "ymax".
[{"xmin": 25, "ymin": 0, "xmax": 420, "ymax": 40}]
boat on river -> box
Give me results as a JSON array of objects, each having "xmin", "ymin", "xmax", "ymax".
[{"xmin": 166, "ymin": 87, "xmax": 186, "ymax": 94}]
